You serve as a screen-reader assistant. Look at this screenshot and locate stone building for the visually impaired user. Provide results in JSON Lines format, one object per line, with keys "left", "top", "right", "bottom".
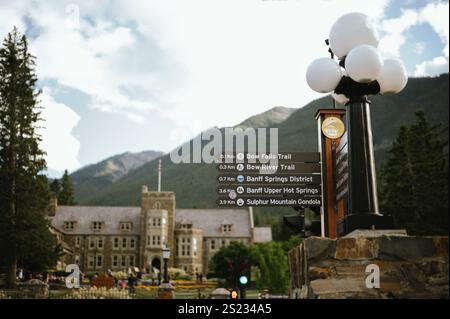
{"left": 49, "top": 186, "right": 271, "bottom": 275}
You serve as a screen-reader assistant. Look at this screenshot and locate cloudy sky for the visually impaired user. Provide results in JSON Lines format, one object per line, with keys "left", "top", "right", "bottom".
{"left": 0, "top": 0, "right": 448, "bottom": 176}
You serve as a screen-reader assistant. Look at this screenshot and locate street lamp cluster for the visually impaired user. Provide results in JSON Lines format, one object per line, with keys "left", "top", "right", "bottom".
{"left": 157, "top": 246, "right": 174, "bottom": 299}
{"left": 306, "top": 12, "right": 408, "bottom": 233}
{"left": 162, "top": 246, "right": 170, "bottom": 284}
{"left": 306, "top": 12, "right": 408, "bottom": 100}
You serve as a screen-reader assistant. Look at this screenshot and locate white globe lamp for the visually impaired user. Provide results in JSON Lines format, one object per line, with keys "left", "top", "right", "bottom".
{"left": 345, "top": 45, "right": 383, "bottom": 83}
{"left": 377, "top": 59, "right": 408, "bottom": 95}
{"left": 304, "top": 12, "right": 408, "bottom": 234}
{"left": 306, "top": 57, "right": 342, "bottom": 93}
{"left": 329, "top": 12, "right": 379, "bottom": 58}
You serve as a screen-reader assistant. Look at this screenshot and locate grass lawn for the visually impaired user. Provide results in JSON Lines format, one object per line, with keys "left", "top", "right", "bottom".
{"left": 134, "top": 287, "right": 216, "bottom": 299}
{"left": 134, "top": 288, "right": 157, "bottom": 299}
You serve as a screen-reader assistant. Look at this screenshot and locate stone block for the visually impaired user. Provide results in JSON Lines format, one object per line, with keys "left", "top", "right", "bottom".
{"left": 378, "top": 236, "right": 437, "bottom": 261}
{"left": 335, "top": 236, "right": 379, "bottom": 260}
{"left": 304, "top": 236, "right": 336, "bottom": 261}
{"left": 309, "top": 266, "right": 333, "bottom": 280}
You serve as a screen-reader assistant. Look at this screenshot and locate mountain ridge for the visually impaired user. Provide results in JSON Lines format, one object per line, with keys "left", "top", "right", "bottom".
{"left": 73, "top": 74, "right": 449, "bottom": 209}
{"left": 71, "top": 150, "right": 163, "bottom": 203}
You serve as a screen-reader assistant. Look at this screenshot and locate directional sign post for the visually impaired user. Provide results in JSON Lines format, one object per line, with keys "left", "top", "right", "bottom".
{"left": 216, "top": 152, "right": 322, "bottom": 208}
{"left": 315, "top": 108, "right": 346, "bottom": 238}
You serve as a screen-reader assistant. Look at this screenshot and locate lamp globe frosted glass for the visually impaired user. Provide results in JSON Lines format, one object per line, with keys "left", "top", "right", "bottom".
{"left": 346, "top": 45, "right": 383, "bottom": 83}
{"left": 306, "top": 57, "right": 342, "bottom": 93}
{"left": 377, "top": 58, "right": 408, "bottom": 94}
{"left": 329, "top": 12, "right": 379, "bottom": 58}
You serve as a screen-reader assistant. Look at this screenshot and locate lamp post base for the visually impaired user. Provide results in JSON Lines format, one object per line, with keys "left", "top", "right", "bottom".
{"left": 158, "top": 282, "right": 175, "bottom": 299}
{"left": 338, "top": 213, "right": 393, "bottom": 236}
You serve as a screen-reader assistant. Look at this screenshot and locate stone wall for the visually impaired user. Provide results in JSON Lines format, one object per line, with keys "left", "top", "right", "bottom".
{"left": 288, "top": 232, "right": 449, "bottom": 299}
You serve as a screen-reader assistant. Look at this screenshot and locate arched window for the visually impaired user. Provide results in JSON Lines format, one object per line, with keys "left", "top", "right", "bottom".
{"left": 153, "top": 201, "right": 162, "bottom": 209}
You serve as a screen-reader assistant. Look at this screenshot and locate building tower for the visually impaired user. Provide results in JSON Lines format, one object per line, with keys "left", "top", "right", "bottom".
{"left": 139, "top": 185, "right": 176, "bottom": 271}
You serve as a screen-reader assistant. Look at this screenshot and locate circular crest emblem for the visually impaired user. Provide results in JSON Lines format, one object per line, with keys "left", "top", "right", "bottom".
{"left": 321, "top": 116, "right": 345, "bottom": 139}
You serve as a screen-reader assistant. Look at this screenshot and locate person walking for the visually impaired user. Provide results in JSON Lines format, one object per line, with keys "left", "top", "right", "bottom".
{"left": 128, "top": 274, "right": 137, "bottom": 294}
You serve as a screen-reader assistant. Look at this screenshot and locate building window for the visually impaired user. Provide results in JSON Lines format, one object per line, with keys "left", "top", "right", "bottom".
{"left": 92, "top": 221, "right": 104, "bottom": 231}
{"left": 151, "top": 235, "right": 161, "bottom": 246}
{"left": 130, "top": 238, "right": 136, "bottom": 249}
{"left": 112, "top": 255, "right": 119, "bottom": 268}
{"left": 121, "top": 256, "right": 126, "bottom": 267}
{"left": 75, "top": 236, "right": 81, "bottom": 247}
{"left": 122, "top": 238, "right": 127, "bottom": 249}
{"left": 152, "top": 218, "right": 161, "bottom": 227}
{"left": 222, "top": 224, "right": 233, "bottom": 233}
{"left": 120, "top": 222, "right": 132, "bottom": 232}
{"left": 89, "top": 237, "right": 103, "bottom": 250}
{"left": 146, "top": 236, "right": 150, "bottom": 247}
{"left": 210, "top": 240, "right": 216, "bottom": 250}
{"left": 153, "top": 202, "right": 161, "bottom": 209}
{"left": 74, "top": 255, "right": 80, "bottom": 265}
{"left": 87, "top": 255, "right": 95, "bottom": 269}
{"left": 96, "top": 255, "right": 103, "bottom": 268}
{"left": 113, "top": 237, "right": 119, "bottom": 249}
{"left": 89, "top": 238, "right": 95, "bottom": 249}
{"left": 129, "top": 255, "right": 135, "bottom": 266}
{"left": 64, "top": 221, "right": 76, "bottom": 231}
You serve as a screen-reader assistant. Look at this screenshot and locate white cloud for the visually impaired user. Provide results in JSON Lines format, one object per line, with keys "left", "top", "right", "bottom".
{"left": 413, "top": 42, "right": 425, "bottom": 55}
{"left": 414, "top": 56, "right": 449, "bottom": 77}
{"left": 377, "top": 1, "right": 449, "bottom": 62}
{"left": 418, "top": 1, "right": 449, "bottom": 58}
{"left": 0, "top": 1, "right": 26, "bottom": 40}
{"left": 4, "top": 0, "right": 449, "bottom": 170}
{"left": 5, "top": 0, "right": 388, "bottom": 149}
{"left": 378, "top": 9, "right": 419, "bottom": 58}
{"left": 110, "top": 0, "right": 389, "bottom": 131}
{"left": 27, "top": 3, "right": 156, "bottom": 124}
{"left": 38, "top": 89, "right": 81, "bottom": 172}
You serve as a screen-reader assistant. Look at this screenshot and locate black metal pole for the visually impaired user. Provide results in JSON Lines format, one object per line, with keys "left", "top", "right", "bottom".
{"left": 163, "top": 258, "right": 168, "bottom": 283}
{"left": 346, "top": 99, "right": 379, "bottom": 215}
{"left": 341, "top": 96, "right": 393, "bottom": 233}
{"left": 333, "top": 75, "right": 393, "bottom": 234}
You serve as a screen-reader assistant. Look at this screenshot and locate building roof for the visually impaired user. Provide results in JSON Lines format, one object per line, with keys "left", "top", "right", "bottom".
{"left": 50, "top": 206, "right": 141, "bottom": 235}
{"left": 175, "top": 209, "right": 251, "bottom": 238}
{"left": 50, "top": 206, "right": 252, "bottom": 238}
{"left": 252, "top": 227, "right": 273, "bottom": 243}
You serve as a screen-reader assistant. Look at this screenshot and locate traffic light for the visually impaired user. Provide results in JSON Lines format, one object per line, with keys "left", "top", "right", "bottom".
{"left": 239, "top": 275, "right": 248, "bottom": 285}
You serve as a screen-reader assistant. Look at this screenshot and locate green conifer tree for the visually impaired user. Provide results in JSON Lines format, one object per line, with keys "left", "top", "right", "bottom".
{"left": 58, "top": 169, "right": 75, "bottom": 205}
{"left": 379, "top": 111, "right": 449, "bottom": 235}
{"left": 0, "top": 27, "right": 59, "bottom": 288}
{"left": 49, "top": 178, "right": 61, "bottom": 197}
